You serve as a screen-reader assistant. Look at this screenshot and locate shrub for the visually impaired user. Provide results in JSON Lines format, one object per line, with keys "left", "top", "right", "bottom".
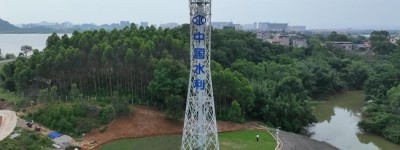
{"left": 227, "top": 100, "right": 245, "bottom": 123}
{"left": 383, "top": 124, "right": 400, "bottom": 144}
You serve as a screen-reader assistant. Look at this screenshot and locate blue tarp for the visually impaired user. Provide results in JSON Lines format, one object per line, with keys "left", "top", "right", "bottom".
{"left": 48, "top": 132, "right": 62, "bottom": 139}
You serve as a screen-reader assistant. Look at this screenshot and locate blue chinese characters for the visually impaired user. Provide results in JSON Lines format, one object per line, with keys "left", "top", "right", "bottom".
{"left": 194, "top": 32, "right": 205, "bottom": 43}
{"left": 192, "top": 15, "right": 207, "bottom": 91}
{"left": 193, "top": 48, "right": 205, "bottom": 59}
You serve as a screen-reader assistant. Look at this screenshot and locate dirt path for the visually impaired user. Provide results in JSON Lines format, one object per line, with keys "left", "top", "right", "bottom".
{"left": 279, "top": 130, "right": 339, "bottom": 150}
{"left": 16, "top": 118, "right": 53, "bottom": 136}
{"left": 83, "top": 106, "right": 258, "bottom": 149}
{"left": 0, "top": 110, "right": 17, "bottom": 141}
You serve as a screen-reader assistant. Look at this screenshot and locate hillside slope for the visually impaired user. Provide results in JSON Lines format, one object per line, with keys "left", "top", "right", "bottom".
{"left": 84, "top": 105, "right": 258, "bottom": 149}
{"left": 0, "top": 19, "right": 19, "bottom": 31}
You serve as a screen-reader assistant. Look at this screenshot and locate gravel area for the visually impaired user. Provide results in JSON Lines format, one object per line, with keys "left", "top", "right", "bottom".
{"left": 278, "top": 131, "right": 339, "bottom": 150}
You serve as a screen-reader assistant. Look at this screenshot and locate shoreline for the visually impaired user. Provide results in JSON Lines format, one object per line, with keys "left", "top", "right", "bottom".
{"left": 279, "top": 130, "right": 339, "bottom": 150}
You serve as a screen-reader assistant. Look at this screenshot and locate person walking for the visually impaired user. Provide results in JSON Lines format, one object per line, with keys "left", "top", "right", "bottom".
{"left": 256, "top": 133, "right": 259, "bottom": 142}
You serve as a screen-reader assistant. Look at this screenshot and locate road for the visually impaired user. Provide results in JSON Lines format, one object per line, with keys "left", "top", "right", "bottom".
{"left": 0, "top": 110, "right": 17, "bottom": 141}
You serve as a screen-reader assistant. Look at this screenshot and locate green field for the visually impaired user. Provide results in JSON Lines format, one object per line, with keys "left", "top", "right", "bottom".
{"left": 99, "top": 130, "right": 276, "bottom": 150}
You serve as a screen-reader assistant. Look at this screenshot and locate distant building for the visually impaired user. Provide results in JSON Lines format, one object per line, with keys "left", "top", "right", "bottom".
{"left": 242, "top": 22, "right": 258, "bottom": 31}
{"left": 268, "top": 34, "right": 290, "bottom": 46}
{"left": 160, "top": 22, "right": 179, "bottom": 29}
{"left": 364, "top": 41, "right": 372, "bottom": 50}
{"left": 258, "top": 22, "right": 288, "bottom": 31}
{"left": 390, "top": 36, "right": 400, "bottom": 44}
{"left": 140, "top": 22, "right": 149, "bottom": 28}
{"left": 331, "top": 42, "right": 353, "bottom": 50}
{"left": 243, "top": 24, "right": 255, "bottom": 31}
{"left": 211, "top": 22, "right": 234, "bottom": 29}
{"left": 233, "top": 24, "right": 243, "bottom": 31}
{"left": 256, "top": 31, "right": 271, "bottom": 42}
{"left": 287, "top": 26, "right": 306, "bottom": 32}
{"left": 352, "top": 44, "right": 367, "bottom": 50}
{"left": 120, "top": 21, "right": 130, "bottom": 28}
{"left": 151, "top": 24, "right": 158, "bottom": 28}
{"left": 61, "top": 22, "right": 74, "bottom": 28}
{"left": 293, "top": 39, "right": 308, "bottom": 48}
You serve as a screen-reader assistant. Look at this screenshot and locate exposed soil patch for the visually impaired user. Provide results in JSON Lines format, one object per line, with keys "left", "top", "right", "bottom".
{"left": 0, "top": 116, "right": 2, "bottom": 127}
{"left": 0, "top": 101, "right": 9, "bottom": 109}
{"left": 84, "top": 105, "right": 258, "bottom": 149}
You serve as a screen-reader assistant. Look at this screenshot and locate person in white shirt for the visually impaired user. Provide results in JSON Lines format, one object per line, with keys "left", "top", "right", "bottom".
{"left": 256, "top": 133, "right": 259, "bottom": 142}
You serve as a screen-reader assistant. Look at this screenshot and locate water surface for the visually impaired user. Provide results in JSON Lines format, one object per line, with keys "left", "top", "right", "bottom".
{"left": 0, "top": 34, "right": 69, "bottom": 56}
{"left": 309, "top": 91, "right": 400, "bottom": 150}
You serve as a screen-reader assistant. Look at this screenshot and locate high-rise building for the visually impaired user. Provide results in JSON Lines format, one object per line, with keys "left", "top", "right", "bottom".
{"left": 288, "top": 26, "right": 307, "bottom": 32}
{"left": 120, "top": 21, "right": 130, "bottom": 27}
{"left": 258, "top": 22, "right": 288, "bottom": 31}
{"left": 140, "top": 22, "right": 148, "bottom": 28}
{"left": 160, "top": 22, "right": 180, "bottom": 29}
{"left": 211, "top": 22, "right": 233, "bottom": 29}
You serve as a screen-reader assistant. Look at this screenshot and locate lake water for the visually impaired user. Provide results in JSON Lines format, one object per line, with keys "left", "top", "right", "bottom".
{"left": 308, "top": 91, "right": 400, "bottom": 150}
{"left": 0, "top": 34, "right": 68, "bottom": 56}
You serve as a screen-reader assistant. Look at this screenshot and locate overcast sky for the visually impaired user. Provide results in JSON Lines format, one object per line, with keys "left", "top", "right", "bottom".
{"left": 0, "top": 0, "right": 399, "bottom": 29}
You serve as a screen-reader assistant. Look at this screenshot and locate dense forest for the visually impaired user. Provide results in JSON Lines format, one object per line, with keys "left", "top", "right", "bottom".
{"left": 0, "top": 25, "right": 399, "bottom": 141}
{"left": 358, "top": 32, "right": 400, "bottom": 144}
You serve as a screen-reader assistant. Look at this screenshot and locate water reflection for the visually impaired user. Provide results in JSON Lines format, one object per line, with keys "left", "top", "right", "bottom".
{"left": 308, "top": 91, "right": 400, "bottom": 150}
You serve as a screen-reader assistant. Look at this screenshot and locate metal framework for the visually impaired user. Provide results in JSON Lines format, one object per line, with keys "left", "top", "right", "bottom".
{"left": 181, "top": 0, "right": 219, "bottom": 149}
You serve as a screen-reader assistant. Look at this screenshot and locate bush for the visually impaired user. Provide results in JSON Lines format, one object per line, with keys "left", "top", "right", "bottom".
{"left": 383, "top": 124, "right": 400, "bottom": 144}
{"left": 164, "top": 95, "right": 184, "bottom": 121}
{"left": 29, "top": 102, "right": 102, "bottom": 137}
{"left": 100, "top": 105, "right": 116, "bottom": 124}
{"left": 99, "top": 125, "right": 109, "bottom": 133}
{"left": 358, "top": 112, "right": 391, "bottom": 133}
{"left": 227, "top": 100, "right": 245, "bottom": 123}
{"left": 5, "top": 53, "right": 16, "bottom": 59}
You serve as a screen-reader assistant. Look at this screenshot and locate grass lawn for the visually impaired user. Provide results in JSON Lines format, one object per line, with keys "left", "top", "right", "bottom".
{"left": 99, "top": 130, "right": 276, "bottom": 150}
{"left": 219, "top": 130, "right": 276, "bottom": 150}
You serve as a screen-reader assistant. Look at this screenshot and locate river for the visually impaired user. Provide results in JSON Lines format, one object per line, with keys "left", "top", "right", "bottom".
{"left": 308, "top": 91, "right": 400, "bottom": 150}
{"left": 0, "top": 34, "right": 70, "bottom": 56}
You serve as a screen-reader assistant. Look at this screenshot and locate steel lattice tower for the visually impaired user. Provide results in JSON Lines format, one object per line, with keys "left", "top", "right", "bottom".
{"left": 181, "top": 0, "right": 219, "bottom": 150}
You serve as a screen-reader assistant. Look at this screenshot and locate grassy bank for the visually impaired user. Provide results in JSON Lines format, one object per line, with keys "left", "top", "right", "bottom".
{"left": 99, "top": 130, "right": 276, "bottom": 150}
